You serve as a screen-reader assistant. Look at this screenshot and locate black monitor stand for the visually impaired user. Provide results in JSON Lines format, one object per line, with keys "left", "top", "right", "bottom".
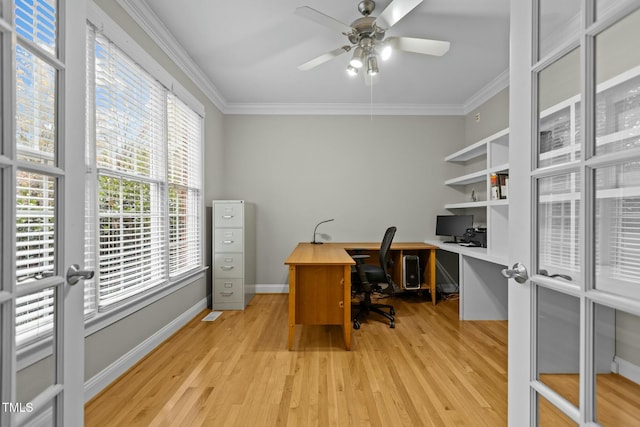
{"left": 443, "top": 236, "right": 459, "bottom": 244}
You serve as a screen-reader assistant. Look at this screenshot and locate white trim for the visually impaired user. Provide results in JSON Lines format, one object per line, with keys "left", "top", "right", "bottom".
{"left": 463, "top": 69, "right": 510, "bottom": 115}
{"left": 115, "top": 0, "right": 225, "bottom": 113}
{"left": 84, "top": 297, "right": 208, "bottom": 402}
{"left": 88, "top": 1, "right": 204, "bottom": 117}
{"left": 614, "top": 356, "right": 640, "bottom": 386}
{"left": 113, "top": 0, "right": 506, "bottom": 117}
{"left": 255, "top": 284, "right": 289, "bottom": 294}
{"left": 223, "top": 103, "right": 465, "bottom": 116}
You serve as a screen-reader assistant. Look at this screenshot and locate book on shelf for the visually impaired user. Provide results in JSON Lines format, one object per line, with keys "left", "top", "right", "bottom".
{"left": 490, "top": 173, "right": 500, "bottom": 200}
{"left": 497, "top": 173, "right": 509, "bottom": 199}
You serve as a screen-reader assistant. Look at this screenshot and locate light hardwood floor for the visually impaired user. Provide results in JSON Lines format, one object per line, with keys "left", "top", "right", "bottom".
{"left": 85, "top": 293, "right": 639, "bottom": 426}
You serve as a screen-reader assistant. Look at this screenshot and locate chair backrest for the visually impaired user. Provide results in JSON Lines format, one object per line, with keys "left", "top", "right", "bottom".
{"left": 378, "top": 226, "right": 397, "bottom": 278}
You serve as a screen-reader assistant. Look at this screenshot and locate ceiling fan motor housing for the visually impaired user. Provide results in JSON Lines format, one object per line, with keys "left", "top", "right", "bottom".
{"left": 358, "top": 0, "right": 376, "bottom": 16}
{"left": 348, "top": 16, "right": 385, "bottom": 45}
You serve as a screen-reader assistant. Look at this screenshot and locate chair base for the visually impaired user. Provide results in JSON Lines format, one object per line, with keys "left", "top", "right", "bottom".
{"left": 352, "top": 298, "right": 395, "bottom": 329}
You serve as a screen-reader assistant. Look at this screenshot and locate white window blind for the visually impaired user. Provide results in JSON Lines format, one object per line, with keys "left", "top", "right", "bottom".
{"left": 91, "top": 26, "right": 167, "bottom": 310}
{"left": 167, "top": 94, "right": 202, "bottom": 276}
{"left": 538, "top": 173, "right": 580, "bottom": 275}
{"left": 610, "top": 197, "right": 640, "bottom": 281}
{"left": 86, "top": 23, "right": 203, "bottom": 312}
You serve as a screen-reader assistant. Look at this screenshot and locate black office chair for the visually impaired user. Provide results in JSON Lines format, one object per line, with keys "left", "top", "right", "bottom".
{"left": 351, "top": 226, "right": 397, "bottom": 329}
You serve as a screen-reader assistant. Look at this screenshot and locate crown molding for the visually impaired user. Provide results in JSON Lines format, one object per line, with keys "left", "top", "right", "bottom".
{"left": 115, "top": 0, "right": 508, "bottom": 117}
{"left": 462, "top": 68, "right": 510, "bottom": 115}
{"left": 224, "top": 103, "right": 465, "bottom": 116}
{"left": 116, "top": 0, "right": 227, "bottom": 112}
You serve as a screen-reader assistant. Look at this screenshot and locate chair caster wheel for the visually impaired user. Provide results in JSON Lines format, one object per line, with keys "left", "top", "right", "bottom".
{"left": 390, "top": 308, "right": 396, "bottom": 315}
{"left": 389, "top": 321, "right": 395, "bottom": 328}
{"left": 353, "top": 321, "right": 361, "bottom": 330}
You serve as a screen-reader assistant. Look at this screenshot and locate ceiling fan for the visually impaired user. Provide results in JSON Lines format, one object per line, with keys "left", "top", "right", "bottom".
{"left": 295, "top": 0, "right": 450, "bottom": 80}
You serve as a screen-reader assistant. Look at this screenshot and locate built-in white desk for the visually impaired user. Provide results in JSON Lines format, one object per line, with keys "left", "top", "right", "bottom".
{"left": 425, "top": 240, "right": 509, "bottom": 320}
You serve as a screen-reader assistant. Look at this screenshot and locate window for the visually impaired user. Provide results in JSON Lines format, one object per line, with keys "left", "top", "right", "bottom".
{"left": 85, "top": 24, "right": 203, "bottom": 313}
{"left": 167, "top": 94, "right": 202, "bottom": 277}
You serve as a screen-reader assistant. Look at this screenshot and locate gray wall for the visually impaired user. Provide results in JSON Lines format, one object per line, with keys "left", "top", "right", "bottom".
{"left": 221, "top": 114, "right": 465, "bottom": 284}
{"left": 465, "top": 88, "right": 510, "bottom": 144}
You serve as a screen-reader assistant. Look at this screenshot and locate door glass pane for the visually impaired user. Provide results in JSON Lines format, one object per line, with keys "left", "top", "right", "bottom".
{"left": 538, "top": 0, "right": 580, "bottom": 59}
{"left": 594, "top": 164, "right": 640, "bottom": 299}
{"left": 538, "top": 393, "right": 578, "bottom": 426}
{"left": 594, "top": 9, "right": 640, "bottom": 156}
{"left": 16, "top": 288, "right": 56, "bottom": 400}
{"left": 597, "top": 0, "right": 631, "bottom": 20}
{"left": 537, "top": 173, "right": 580, "bottom": 281}
{"left": 16, "top": 171, "right": 56, "bottom": 284}
{"left": 594, "top": 305, "right": 640, "bottom": 426}
{"left": 16, "top": 44, "right": 57, "bottom": 166}
{"left": 537, "top": 287, "right": 580, "bottom": 405}
{"left": 538, "top": 49, "right": 581, "bottom": 168}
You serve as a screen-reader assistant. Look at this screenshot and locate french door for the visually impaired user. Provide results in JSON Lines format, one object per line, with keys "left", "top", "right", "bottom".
{"left": 1, "top": 1, "right": 87, "bottom": 425}
{"left": 509, "top": 0, "right": 640, "bottom": 425}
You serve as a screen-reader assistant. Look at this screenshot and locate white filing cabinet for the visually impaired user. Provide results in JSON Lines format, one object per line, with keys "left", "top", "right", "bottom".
{"left": 212, "top": 200, "right": 255, "bottom": 310}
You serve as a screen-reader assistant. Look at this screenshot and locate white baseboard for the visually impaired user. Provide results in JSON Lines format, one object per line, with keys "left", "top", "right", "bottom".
{"left": 84, "top": 298, "right": 208, "bottom": 402}
{"left": 255, "top": 283, "right": 288, "bottom": 293}
{"left": 615, "top": 356, "right": 640, "bottom": 385}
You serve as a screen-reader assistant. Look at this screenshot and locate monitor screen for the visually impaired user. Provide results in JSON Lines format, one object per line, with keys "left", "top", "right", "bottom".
{"left": 435, "top": 215, "right": 473, "bottom": 239}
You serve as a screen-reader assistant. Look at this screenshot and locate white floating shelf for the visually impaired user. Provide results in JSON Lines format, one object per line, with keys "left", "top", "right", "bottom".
{"left": 445, "top": 201, "right": 488, "bottom": 209}
{"left": 445, "top": 139, "right": 487, "bottom": 163}
{"left": 445, "top": 170, "right": 486, "bottom": 186}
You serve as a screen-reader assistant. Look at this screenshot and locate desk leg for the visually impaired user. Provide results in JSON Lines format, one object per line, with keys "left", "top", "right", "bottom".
{"left": 288, "top": 266, "right": 296, "bottom": 350}
{"left": 342, "top": 265, "right": 352, "bottom": 351}
{"left": 429, "top": 248, "right": 437, "bottom": 305}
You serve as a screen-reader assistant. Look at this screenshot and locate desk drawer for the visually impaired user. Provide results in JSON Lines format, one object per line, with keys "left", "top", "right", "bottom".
{"left": 214, "top": 203, "right": 244, "bottom": 227}
{"left": 214, "top": 228, "right": 243, "bottom": 252}
{"left": 213, "top": 254, "right": 244, "bottom": 278}
{"left": 214, "top": 279, "right": 243, "bottom": 303}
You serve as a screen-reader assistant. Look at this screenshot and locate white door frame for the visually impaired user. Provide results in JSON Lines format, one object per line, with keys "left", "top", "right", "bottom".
{"left": 0, "top": 1, "right": 87, "bottom": 425}
{"left": 509, "top": 0, "right": 640, "bottom": 425}
{"left": 507, "top": 0, "right": 534, "bottom": 422}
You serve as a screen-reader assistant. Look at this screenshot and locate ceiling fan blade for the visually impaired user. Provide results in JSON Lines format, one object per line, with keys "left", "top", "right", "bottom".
{"left": 298, "top": 46, "right": 350, "bottom": 71}
{"left": 388, "top": 36, "right": 450, "bottom": 56}
{"left": 375, "top": 0, "right": 424, "bottom": 29}
{"left": 295, "top": 6, "right": 353, "bottom": 34}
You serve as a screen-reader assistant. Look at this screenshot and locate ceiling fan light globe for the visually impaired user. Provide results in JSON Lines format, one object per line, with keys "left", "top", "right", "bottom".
{"left": 367, "top": 55, "right": 379, "bottom": 75}
{"left": 350, "top": 47, "right": 365, "bottom": 68}
{"left": 380, "top": 44, "right": 392, "bottom": 61}
{"left": 350, "top": 58, "right": 363, "bottom": 68}
{"left": 346, "top": 65, "right": 359, "bottom": 76}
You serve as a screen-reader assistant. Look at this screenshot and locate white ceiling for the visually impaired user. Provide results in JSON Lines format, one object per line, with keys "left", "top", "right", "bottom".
{"left": 131, "top": 0, "right": 511, "bottom": 113}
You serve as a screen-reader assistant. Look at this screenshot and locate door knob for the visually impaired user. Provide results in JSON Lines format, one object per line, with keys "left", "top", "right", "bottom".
{"left": 501, "top": 263, "right": 529, "bottom": 284}
{"left": 67, "top": 264, "right": 94, "bottom": 285}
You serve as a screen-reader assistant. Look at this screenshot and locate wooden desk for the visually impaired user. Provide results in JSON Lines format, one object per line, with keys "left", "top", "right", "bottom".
{"left": 284, "top": 242, "right": 438, "bottom": 351}
{"left": 285, "top": 243, "right": 355, "bottom": 350}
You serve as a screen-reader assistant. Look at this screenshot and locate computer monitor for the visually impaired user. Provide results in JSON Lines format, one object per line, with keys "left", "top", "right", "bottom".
{"left": 435, "top": 215, "right": 473, "bottom": 243}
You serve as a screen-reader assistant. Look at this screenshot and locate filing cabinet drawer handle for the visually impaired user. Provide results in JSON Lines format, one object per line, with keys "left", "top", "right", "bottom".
{"left": 220, "top": 291, "right": 234, "bottom": 297}
{"left": 224, "top": 282, "right": 233, "bottom": 288}
{"left": 222, "top": 215, "right": 234, "bottom": 219}
{"left": 220, "top": 266, "right": 234, "bottom": 271}
{"left": 223, "top": 240, "right": 234, "bottom": 244}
